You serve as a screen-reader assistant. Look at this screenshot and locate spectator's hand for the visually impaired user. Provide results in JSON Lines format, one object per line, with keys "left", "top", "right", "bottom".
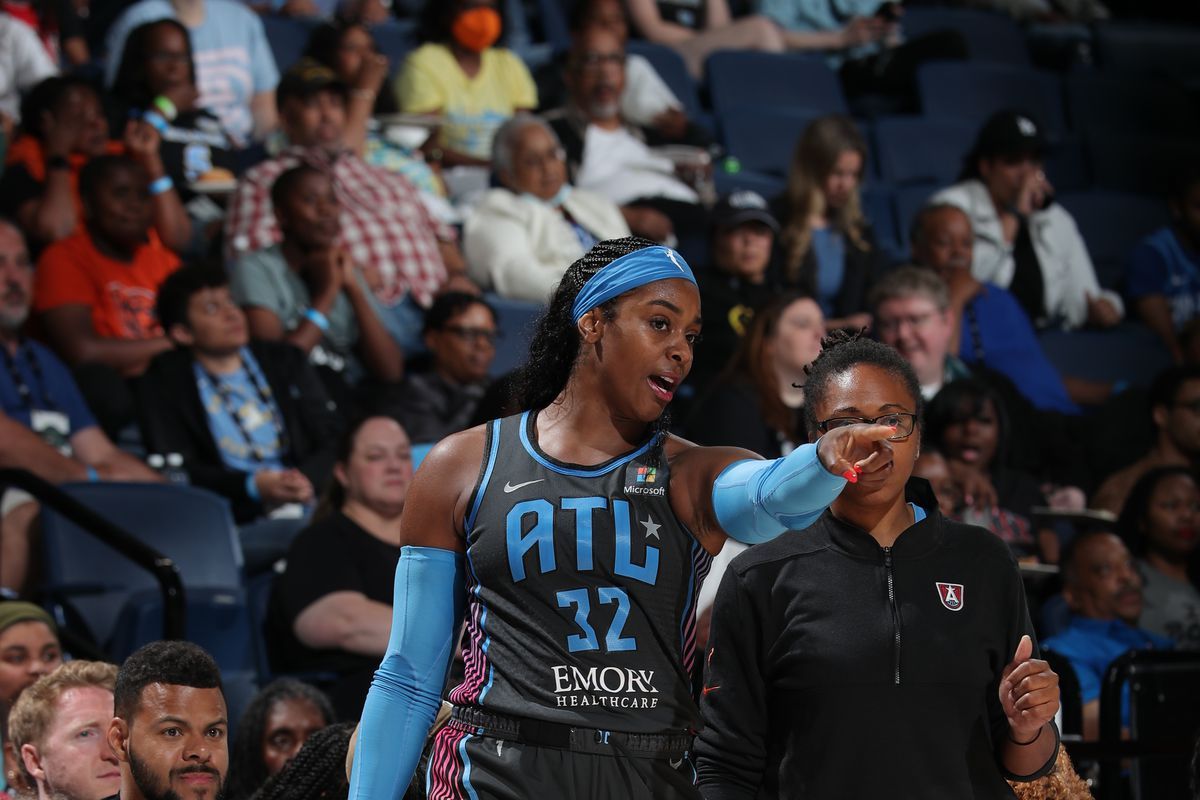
{"left": 354, "top": 52, "right": 390, "bottom": 95}
{"left": 624, "top": 207, "right": 674, "bottom": 243}
{"left": 440, "top": 273, "right": 480, "bottom": 296}
{"left": 1000, "top": 635, "right": 1059, "bottom": 744}
{"left": 817, "top": 422, "right": 900, "bottom": 481}
{"left": 255, "top": 469, "right": 312, "bottom": 505}
{"left": 306, "top": 247, "right": 344, "bottom": 303}
{"left": 652, "top": 108, "right": 689, "bottom": 141}
{"left": 1042, "top": 483, "right": 1086, "bottom": 511}
{"left": 333, "top": 246, "right": 362, "bottom": 293}
{"left": 839, "top": 16, "right": 888, "bottom": 48}
{"left": 1085, "top": 293, "right": 1121, "bottom": 328}
{"left": 280, "top": 0, "right": 320, "bottom": 17}
{"left": 123, "top": 120, "right": 165, "bottom": 176}
{"left": 279, "top": 468, "right": 315, "bottom": 503}
{"left": 1015, "top": 169, "right": 1053, "bottom": 217}
{"left": 952, "top": 464, "right": 998, "bottom": 510}
{"left": 41, "top": 109, "right": 76, "bottom": 158}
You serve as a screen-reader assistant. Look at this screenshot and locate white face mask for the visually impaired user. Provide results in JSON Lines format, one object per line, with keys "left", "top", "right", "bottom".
{"left": 523, "top": 184, "right": 572, "bottom": 209}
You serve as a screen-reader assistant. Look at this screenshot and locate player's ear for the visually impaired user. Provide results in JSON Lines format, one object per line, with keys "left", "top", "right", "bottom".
{"left": 578, "top": 308, "right": 606, "bottom": 344}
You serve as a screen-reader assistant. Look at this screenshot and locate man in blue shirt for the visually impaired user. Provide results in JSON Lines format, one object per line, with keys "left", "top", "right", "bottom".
{"left": 0, "top": 219, "right": 160, "bottom": 594}
{"left": 1043, "top": 529, "right": 1173, "bottom": 740}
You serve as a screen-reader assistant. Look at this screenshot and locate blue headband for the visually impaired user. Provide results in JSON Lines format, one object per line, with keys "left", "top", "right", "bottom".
{"left": 571, "top": 246, "right": 697, "bottom": 323}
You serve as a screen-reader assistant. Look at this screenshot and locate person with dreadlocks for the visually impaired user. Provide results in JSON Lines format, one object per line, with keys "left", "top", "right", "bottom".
{"left": 694, "top": 330, "right": 1063, "bottom": 799}
{"left": 349, "top": 236, "right": 899, "bottom": 799}
{"left": 225, "top": 679, "right": 334, "bottom": 800}
{"left": 247, "top": 722, "right": 354, "bottom": 800}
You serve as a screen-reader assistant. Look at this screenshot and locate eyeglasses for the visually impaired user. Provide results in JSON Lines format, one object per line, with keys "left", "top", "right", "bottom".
{"left": 515, "top": 146, "right": 566, "bottom": 171}
{"left": 816, "top": 412, "right": 918, "bottom": 440}
{"left": 573, "top": 51, "right": 625, "bottom": 72}
{"left": 443, "top": 325, "right": 499, "bottom": 345}
{"left": 874, "top": 312, "right": 936, "bottom": 335}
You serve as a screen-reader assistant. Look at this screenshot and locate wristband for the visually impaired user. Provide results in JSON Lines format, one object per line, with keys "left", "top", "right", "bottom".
{"left": 152, "top": 95, "right": 178, "bottom": 121}
{"left": 85, "top": 466, "right": 100, "bottom": 482}
{"left": 1007, "top": 726, "right": 1043, "bottom": 746}
{"left": 303, "top": 307, "right": 331, "bottom": 332}
{"left": 245, "top": 472, "right": 262, "bottom": 502}
{"left": 142, "top": 110, "right": 169, "bottom": 134}
{"left": 148, "top": 175, "right": 174, "bottom": 196}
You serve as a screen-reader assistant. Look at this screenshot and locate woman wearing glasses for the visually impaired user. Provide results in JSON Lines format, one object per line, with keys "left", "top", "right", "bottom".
{"left": 379, "top": 292, "right": 498, "bottom": 443}
{"left": 695, "top": 329, "right": 1062, "bottom": 799}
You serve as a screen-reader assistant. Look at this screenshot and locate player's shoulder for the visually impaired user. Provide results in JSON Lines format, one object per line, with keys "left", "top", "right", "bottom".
{"left": 416, "top": 424, "right": 490, "bottom": 485}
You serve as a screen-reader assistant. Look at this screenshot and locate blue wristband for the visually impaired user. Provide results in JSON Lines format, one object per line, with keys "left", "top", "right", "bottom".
{"left": 245, "top": 472, "right": 261, "bottom": 502}
{"left": 148, "top": 175, "right": 174, "bottom": 196}
{"left": 142, "top": 110, "right": 169, "bottom": 134}
{"left": 85, "top": 466, "right": 100, "bottom": 482}
{"left": 303, "top": 307, "right": 331, "bottom": 332}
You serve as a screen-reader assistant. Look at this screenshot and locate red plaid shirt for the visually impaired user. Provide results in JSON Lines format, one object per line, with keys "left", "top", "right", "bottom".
{"left": 224, "top": 146, "right": 454, "bottom": 306}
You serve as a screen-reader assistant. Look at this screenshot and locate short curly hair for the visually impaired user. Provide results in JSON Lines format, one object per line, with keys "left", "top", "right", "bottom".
{"left": 114, "top": 641, "right": 223, "bottom": 720}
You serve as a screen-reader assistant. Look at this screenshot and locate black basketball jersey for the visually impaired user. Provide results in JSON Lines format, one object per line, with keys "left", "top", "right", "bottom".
{"left": 447, "top": 411, "right": 712, "bottom": 734}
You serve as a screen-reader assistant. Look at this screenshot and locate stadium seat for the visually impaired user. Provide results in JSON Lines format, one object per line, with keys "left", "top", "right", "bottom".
{"left": 861, "top": 184, "right": 900, "bottom": 259}
{"left": 626, "top": 40, "right": 703, "bottom": 119}
{"left": 1093, "top": 24, "right": 1200, "bottom": 86}
{"left": 706, "top": 51, "right": 846, "bottom": 118}
{"left": 916, "top": 62, "right": 1065, "bottom": 140}
{"left": 872, "top": 116, "right": 976, "bottom": 186}
{"left": 1057, "top": 191, "right": 1167, "bottom": 290}
{"left": 530, "top": 0, "right": 572, "bottom": 54}
{"left": 1065, "top": 73, "right": 1200, "bottom": 137}
{"left": 262, "top": 16, "right": 318, "bottom": 74}
{"left": 719, "top": 108, "right": 820, "bottom": 177}
{"left": 370, "top": 20, "right": 417, "bottom": 66}
{"left": 713, "top": 169, "right": 787, "bottom": 201}
{"left": 1087, "top": 133, "right": 1194, "bottom": 196}
{"left": 901, "top": 7, "right": 1030, "bottom": 66}
{"left": 1038, "top": 323, "right": 1171, "bottom": 387}
{"left": 486, "top": 294, "right": 544, "bottom": 377}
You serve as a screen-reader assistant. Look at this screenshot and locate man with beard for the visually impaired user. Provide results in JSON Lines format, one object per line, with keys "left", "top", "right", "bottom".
{"left": 1043, "top": 530, "right": 1173, "bottom": 740}
{"left": 9, "top": 660, "right": 122, "bottom": 800}
{"left": 105, "top": 641, "right": 227, "bottom": 800}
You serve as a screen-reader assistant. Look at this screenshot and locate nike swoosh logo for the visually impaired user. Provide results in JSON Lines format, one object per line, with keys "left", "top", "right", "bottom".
{"left": 503, "top": 479, "right": 545, "bottom": 493}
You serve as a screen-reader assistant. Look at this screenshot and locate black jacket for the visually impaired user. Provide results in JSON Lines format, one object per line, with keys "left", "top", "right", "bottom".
{"left": 695, "top": 480, "right": 1058, "bottom": 799}
{"left": 135, "top": 341, "right": 343, "bottom": 522}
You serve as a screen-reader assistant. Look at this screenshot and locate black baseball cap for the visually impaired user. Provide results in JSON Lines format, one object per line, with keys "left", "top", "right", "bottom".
{"left": 712, "top": 190, "right": 779, "bottom": 232}
{"left": 276, "top": 58, "right": 345, "bottom": 107}
{"left": 970, "top": 110, "right": 1048, "bottom": 161}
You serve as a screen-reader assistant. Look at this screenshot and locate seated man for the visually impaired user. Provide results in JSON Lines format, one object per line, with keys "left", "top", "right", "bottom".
{"left": 137, "top": 265, "right": 343, "bottom": 564}
{"left": 1092, "top": 365, "right": 1200, "bottom": 515}
{"left": 0, "top": 219, "right": 160, "bottom": 594}
{"left": 463, "top": 114, "right": 629, "bottom": 303}
{"left": 8, "top": 660, "right": 122, "bottom": 800}
{"left": 546, "top": 24, "right": 710, "bottom": 259}
{"left": 908, "top": 203, "right": 1080, "bottom": 414}
{"left": 225, "top": 59, "right": 471, "bottom": 351}
{"left": 1043, "top": 530, "right": 1173, "bottom": 740}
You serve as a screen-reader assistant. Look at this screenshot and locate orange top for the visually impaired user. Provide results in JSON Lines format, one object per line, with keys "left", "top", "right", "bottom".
{"left": 34, "top": 228, "right": 181, "bottom": 339}
{"left": 4, "top": 135, "right": 125, "bottom": 225}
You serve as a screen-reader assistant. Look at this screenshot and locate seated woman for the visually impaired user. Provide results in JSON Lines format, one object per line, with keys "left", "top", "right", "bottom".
{"left": 226, "top": 679, "right": 335, "bottom": 800}
{"left": 33, "top": 154, "right": 182, "bottom": 434}
{"left": 109, "top": 18, "right": 237, "bottom": 257}
{"left": 231, "top": 164, "right": 403, "bottom": 404}
{"left": 686, "top": 292, "right": 824, "bottom": 459}
{"left": 395, "top": 0, "right": 537, "bottom": 168}
{"left": 463, "top": 114, "right": 629, "bottom": 303}
{"left": 776, "top": 114, "right": 890, "bottom": 332}
{"left": 378, "top": 292, "right": 496, "bottom": 443}
{"left": 267, "top": 416, "right": 413, "bottom": 719}
{"left": 1118, "top": 466, "right": 1200, "bottom": 650}
{"left": 624, "top": 0, "right": 785, "bottom": 78}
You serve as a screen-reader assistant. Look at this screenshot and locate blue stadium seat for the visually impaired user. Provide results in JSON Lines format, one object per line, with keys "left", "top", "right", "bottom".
{"left": 901, "top": 7, "right": 1030, "bottom": 66}
{"left": 892, "top": 182, "right": 940, "bottom": 247}
{"left": 872, "top": 116, "right": 976, "bottom": 186}
{"left": 625, "top": 40, "right": 703, "bottom": 119}
{"left": 861, "top": 185, "right": 900, "bottom": 260}
{"left": 1038, "top": 323, "right": 1171, "bottom": 386}
{"left": 262, "top": 16, "right": 318, "bottom": 74}
{"left": 486, "top": 294, "right": 544, "bottom": 377}
{"left": 1065, "top": 73, "right": 1200, "bottom": 137}
{"left": 916, "top": 62, "right": 1065, "bottom": 140}
{"left": 1093, "top": 24, "right": 1200, "bottom": 86}
{"left": 719, "top": 108, "right": 819, "bottom": 177}
{"left": 530, "top": 0, "right": 572, "bottom": 54}
{"left": 706, "top": 51, "right": 846, "bottom": 118}
{"left": 1057, "top": 191, "right": 1167, "bottom": 291}
{"left": 369, "top": 20, "right": 417, "bottom": 67}
{"left": 1086, "top": 133, "right": 1193, "bottom": 196}
{"left": 40, "top": 483, "right": 259, "bottom": 670}
{"left": 713, "top": 169, "right": 786, "bottom": 201}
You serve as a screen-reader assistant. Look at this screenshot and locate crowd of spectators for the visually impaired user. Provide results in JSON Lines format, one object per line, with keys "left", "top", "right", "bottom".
{"left": 0, "top": 0, "right": 1199, "bottom": 795}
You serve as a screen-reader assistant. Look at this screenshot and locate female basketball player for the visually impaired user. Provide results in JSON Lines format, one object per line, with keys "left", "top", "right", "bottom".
{"left": 349, "top": 238, "right": 897, "bottom": 799}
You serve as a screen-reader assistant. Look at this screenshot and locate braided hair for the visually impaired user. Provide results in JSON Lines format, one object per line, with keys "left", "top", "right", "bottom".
{"left": 801, "top": 328, "right": 922, "bottom": 436}
{"left": 226, "top": 679, "right": 336, "bottom": 800}
{"left": 246, "top": 722, "right": 355, "bottom": 800}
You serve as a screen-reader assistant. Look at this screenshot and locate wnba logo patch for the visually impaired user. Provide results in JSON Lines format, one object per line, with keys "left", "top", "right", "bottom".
{"left": 636, "top": 467, "right": 657, "bottom": 484}
{"left": 936, "top": 582, "right": 965, "bottom": 611}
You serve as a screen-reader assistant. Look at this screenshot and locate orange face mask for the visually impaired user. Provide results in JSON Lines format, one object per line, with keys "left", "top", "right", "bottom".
{"left": 451, "top": 7, "right": 502, "bottom": 52}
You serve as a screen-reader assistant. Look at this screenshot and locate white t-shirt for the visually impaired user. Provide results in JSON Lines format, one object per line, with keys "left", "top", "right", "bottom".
{"left": 0, "top": 14, "right": 56, "bottom": 122}
{"left": 574, "top": 124, "right": 697, "bottom": 206}
{"left": 620, "top": 53, "right": 682, "bottom": 129}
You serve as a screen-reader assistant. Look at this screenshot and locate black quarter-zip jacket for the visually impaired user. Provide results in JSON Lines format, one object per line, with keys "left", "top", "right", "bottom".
{"left": 694, "top": 480, "right": 1058, "bottom": 799}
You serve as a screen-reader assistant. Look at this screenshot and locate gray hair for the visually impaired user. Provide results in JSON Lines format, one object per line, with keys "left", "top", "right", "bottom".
{"left": 908, "top": 202, "right": 972, "bottom": 249}
{"left": 492, "top": 113, "right": 562, "bottom": 178}
{"left": 868, "top": 265, "right": 950, "bottom": 313}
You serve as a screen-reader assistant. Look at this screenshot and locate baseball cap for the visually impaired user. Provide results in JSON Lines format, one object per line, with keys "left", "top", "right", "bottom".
{"left": 970, "top": 110, "right": 1048, "bottom": 161}
{"left": 712, "top": 190, "right": 779, "bottom": 232}
{"left": 276, "top": 58, "right": 345, "bottom": 107}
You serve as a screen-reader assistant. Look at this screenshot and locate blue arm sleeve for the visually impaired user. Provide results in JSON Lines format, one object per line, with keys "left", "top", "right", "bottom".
{"left": 348, "top": 545, "right": 465, "bottom": 800}
{"left": 711, "top": 442, "right": 847, "bottom": 544}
